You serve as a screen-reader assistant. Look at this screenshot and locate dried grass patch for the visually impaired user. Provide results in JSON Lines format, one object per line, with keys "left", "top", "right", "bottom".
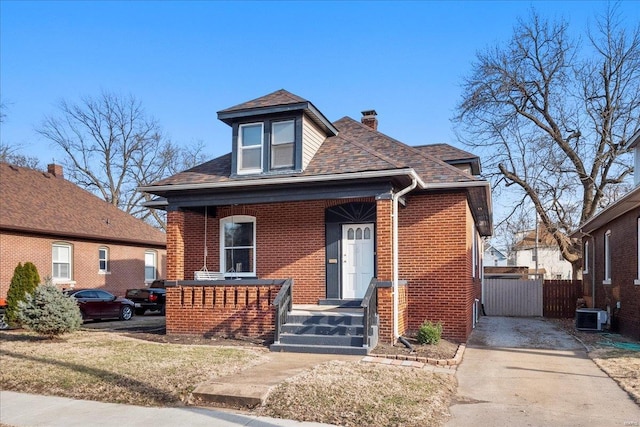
{"left": 259, "top": 360, "right": 456, "bottom": 427}
{"left": 590, "top": 348, "right": 640, "bottom": 404}
{"left": 0, "top": 330, "right": 267, "bottom": 406}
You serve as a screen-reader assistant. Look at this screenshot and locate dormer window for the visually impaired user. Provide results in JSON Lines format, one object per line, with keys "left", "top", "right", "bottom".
{"left": 271, "top": 120, "right": 295, "bottom": 169}
{"left": 218, "top": 89, "right": 339, "bottom": 177}
{"left": 234, "top": 118, "right": 299, "bottom": 175}
{"left": 238, "top": 123, "right": 263, "bottom": 174}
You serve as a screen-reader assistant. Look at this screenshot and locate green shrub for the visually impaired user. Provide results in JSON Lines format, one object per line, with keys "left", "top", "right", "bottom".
{"left": 417, "top": 320, "right": 443, "bottom": 345}
{"left": 6, "top": 262, "right": 40, "bottom": 326}
{"left": 18, "top": 281, "right": 82, "bottom": 338}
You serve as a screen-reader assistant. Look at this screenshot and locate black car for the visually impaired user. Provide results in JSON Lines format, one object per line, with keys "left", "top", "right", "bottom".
{"left": 64, "top": 289, "right": 135, "bottom": 321}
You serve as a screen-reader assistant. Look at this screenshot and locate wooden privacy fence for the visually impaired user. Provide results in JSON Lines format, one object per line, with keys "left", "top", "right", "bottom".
{"left": 484, "top": 278, "right": 543, "bottom": 316}
{"left": 543, "top": 280, "right": 582, "bottom": 318}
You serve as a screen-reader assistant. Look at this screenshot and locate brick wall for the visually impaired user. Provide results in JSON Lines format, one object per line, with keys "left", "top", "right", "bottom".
{"left": 376, "top": 199, "right": 393, "bottom": 282}
{"left": 168, "top": 191, "right": 479, "bottom": 343}
{"left": 583, "top": 207, "right": 640, "bottom": 340}
{"left": 166, "top": 209, "right": 185, "bottom": 281}
{"left": 179, "top": 199, "right": 385, "bottom": 305}
{"left": 165, "top": 283, "right": 280, "bottom": 340}
{"left": 376, "top": 284, "right": 408, "bottom": 344}
{"left": 0, "top": 230, "right": 166, "bottom": 297}
{"left": 398, "top": 192, "right": 475, "bottom": 342}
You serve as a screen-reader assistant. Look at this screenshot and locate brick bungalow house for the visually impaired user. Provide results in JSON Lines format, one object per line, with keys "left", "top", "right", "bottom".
{"left": 0, "top": 163, "right": 166, "bottom": 298}
{"left": 140, "top": 89, "right": 492, "bottom": 354}
{"left": 571, "top": 130, "right": 640, "bottom": 340}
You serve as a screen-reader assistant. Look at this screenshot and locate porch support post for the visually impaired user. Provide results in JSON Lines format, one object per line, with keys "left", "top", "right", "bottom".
{"left": 166, "top": 208, "right": 185, "bottom": 281}
{"left": 376, "top": 197, "right": 394, "bottom": 343}
{"left": 375, "top": 198, "right": 393, "bottom": 282}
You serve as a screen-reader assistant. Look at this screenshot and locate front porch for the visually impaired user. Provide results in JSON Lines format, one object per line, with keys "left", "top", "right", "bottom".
{"left": 164, "top": 279, "right": 408, "bottom": 355}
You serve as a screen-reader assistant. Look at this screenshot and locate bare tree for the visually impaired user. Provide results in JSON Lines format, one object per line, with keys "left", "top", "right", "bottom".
{"left": 0, "top": 143, "right": 42, "bottom": 169}
{"left": 455, "top": 6, "right": 640, "bottom": 277}
{"left": 37, "top": 92, "right": 208, "bottom": 230}
{"left": 0, "top": 102, "right": 42, "bottom": 169}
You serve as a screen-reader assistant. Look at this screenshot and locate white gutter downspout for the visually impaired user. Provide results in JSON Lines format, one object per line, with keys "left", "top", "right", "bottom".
{"left": 392, "top": 177, "right": 418, "bottom": 339}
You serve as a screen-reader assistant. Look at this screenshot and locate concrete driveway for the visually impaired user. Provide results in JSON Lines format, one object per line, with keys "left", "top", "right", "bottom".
{"left": 81, "top": 312, "right": 165, "bottom": 332}
{"left": 447, "top": 317, "right": 640, "bottom": 427}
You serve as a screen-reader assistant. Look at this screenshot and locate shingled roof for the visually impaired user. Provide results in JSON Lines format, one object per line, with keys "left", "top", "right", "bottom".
{"left": 218, "top": 89, "right": 308, "bottom": 113}
{"left": 0, "top": 163, "right": 166, "bottom": 247}
{"left": 414, "top": 144, "right": 481, "bottom": 175}
{"left": 141, "top": 89, "right": 492, "bottom": 235}
{"left": 150, "top": 117, "right": 482, "bottom": 187}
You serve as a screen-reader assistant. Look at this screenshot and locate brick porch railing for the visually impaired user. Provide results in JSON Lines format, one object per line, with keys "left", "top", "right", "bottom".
{"left": 164, "top": 279, "right": 287, "bottom": 341}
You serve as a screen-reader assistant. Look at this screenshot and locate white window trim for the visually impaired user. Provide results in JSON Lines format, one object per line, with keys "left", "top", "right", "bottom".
{"left": 98, "top": 246, "right": 110, "bottom": 274}
{"left": 238, "top": 123, "right": 263, "bottom": 174}
{"left": 583, "top": 241, "right": 589, "bottom": 274}
{"left": 271, "top": 119, "right": 295, "bottom": 169}
{"left": 220, "top": 215, "right": 256, "bottom": 277}
{"left": 52, "top": 242, "right": 73, "bottom": 283}
{"left": 145, "top": 250, "right": 157, "bottom": 283}
{"left": 603, "top": 230, "right": 611, "bottom": 285}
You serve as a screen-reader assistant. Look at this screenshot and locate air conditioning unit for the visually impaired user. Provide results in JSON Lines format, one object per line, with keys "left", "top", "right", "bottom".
{"left": 575, "top": 308, "right": 608, "bottom": 331}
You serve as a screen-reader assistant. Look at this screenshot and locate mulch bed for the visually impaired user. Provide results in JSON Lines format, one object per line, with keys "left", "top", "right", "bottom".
{"left": 372, "top": 335, "right": 460, "bottom": 360}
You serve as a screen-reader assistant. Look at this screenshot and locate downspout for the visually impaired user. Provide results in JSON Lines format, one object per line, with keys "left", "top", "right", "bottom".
{"left": 392, "top": 177, "right": 418, "bottom": 339}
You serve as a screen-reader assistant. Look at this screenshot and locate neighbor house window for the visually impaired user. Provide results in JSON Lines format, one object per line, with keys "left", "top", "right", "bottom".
{"left": 583, "top": 241, "right": 589, "bottom": 274}
{"left": 604, "top": 230, "right": 611, "bottom": 284}
{"left": 98, "top": 247, "right": 109, "bottom": 273}
{"left": 220, "top": 215, "right": 256, "bottom": 277}
{"left": 145, "top": 251, "right": 157, "bottom": 282}
{"left": 271, "top": 120, "right": 295, "bottom": 169}
{"left": 52, "top": 243, "right": 72, "bottom": 281}
{"left": 238, "top": 123, "right": 263, "bottom": 174}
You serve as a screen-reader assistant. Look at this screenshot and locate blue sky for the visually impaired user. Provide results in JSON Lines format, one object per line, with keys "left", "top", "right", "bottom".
{"left": 1, "top": 1, "right": 639, "bottom": 232}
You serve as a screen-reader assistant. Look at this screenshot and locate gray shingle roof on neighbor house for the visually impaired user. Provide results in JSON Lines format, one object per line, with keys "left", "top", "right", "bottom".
{"left": 0, "top": 162, "right": 166, "bottom": 247}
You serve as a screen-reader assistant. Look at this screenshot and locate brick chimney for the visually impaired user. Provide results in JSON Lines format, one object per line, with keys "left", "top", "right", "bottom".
{"left": 47, "top": 164, "right": 64, "bottom": 178}
{"left": 361, "top": 110, "right": 378, "bottom": 131}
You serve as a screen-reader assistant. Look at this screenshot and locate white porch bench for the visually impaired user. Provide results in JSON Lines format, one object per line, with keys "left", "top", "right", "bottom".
{"left": 193, "top": 271, "right": 226, "bottom": 281}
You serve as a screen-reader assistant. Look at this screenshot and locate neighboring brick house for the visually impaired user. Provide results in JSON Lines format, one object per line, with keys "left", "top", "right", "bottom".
{"left": 571, "top": 131, "right": 640, "bottom": 340}
{"left": 141, "top": 89, "right": 492, "bottom": 353}
{"left": 0, "top": 163, "right": 166, "bottom": 298}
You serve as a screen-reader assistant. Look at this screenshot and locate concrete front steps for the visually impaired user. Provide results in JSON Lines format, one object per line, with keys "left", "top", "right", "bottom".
{"left": 270, "top": 304, "right": 376, "bottom": 355}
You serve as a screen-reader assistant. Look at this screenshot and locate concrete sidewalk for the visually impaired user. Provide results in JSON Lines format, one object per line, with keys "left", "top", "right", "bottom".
{"left": 192, "top": 352, "right": 361, "bottom": 408}
{"left": 447, "top": 317, "right": 640, "bottom": 427}
{"left": 0, "top": 391, "right": 337, "bottom": 427}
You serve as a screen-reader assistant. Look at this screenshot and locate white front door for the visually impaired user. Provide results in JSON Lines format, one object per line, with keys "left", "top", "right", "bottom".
{"left": 342, "top": 223, "right": 374, "bottom": 299}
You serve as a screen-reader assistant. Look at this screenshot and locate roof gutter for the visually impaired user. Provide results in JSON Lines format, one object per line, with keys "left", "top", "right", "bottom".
{"left": 139, "top": 169, "right": 491, "bottom": 195}
{"left": 139, "top": 169, "right": 429, "bottom": 193}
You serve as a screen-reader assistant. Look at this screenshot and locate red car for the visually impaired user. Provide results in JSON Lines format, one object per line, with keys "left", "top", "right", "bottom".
{"left": 64, "top": 289, "right": 134, "bottom": 321}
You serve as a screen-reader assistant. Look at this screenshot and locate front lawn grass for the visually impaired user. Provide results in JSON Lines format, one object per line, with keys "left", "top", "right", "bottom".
{"left": 259, "top": 360, "right": 457, "bottom": 427}
{"left": 0, "top": 330, "right": 267, "bottom": 406}
{"left": 590, "top": 348, "right": 640, "bottom": 405}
